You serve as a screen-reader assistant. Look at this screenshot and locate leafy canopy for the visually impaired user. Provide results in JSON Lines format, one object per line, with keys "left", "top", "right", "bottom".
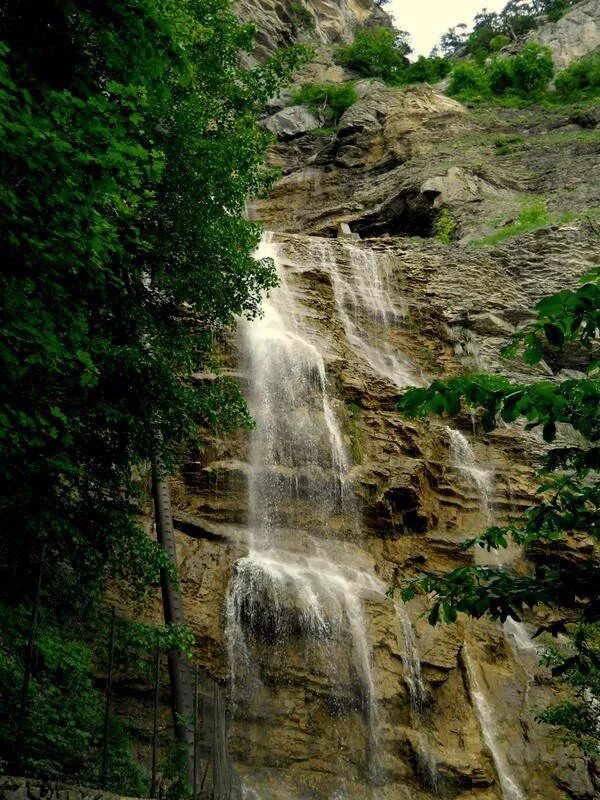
{"left": 0, "top": 0, "right": 302, "bottom": 603}
{"left": 0, "top": 0, "right": 303, "bottom": 782}
{"left": 336, "top": 26, "right": 411, "bottom": 84}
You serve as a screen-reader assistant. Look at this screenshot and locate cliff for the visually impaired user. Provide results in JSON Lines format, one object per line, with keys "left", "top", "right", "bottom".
{"left": 111, "top": 3, "right": 600, "bottom": 799}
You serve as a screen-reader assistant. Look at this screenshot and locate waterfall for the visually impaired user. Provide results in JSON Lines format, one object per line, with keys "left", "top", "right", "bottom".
{"left": 226, "top": 235, "right": 384, "bottom": 785}
{"left": 313, "top": 239, "right": 419, "bottom": 388}
{"left": 447, "top": 426, "right": 538, "bottom": 800}
{"left": 463, "top": 646, "right": 526, "bottom": 800}
{"left": 394, "top": 601, "right": 427, "bottom": 712}
{"left": 447, "top": 427, "right": 493, "bottom": 524}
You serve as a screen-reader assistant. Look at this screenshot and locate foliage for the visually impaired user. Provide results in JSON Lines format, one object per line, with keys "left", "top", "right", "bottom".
{"left": 394, "top": 265, "right": 600, "bottom": 753}
{"left": 447, "top": 44, "right": 554, "bottom": 103}
{"left": 536, "top": 623, "right": 600, "bottom": 754}
{"left": 434, "top": 208, "right": 457, "bottom": 244}
{"left": 0, "top": 0, "right": 302, "bottom": 609}
{"left": 447, "top": 62, "right": 491, "bottom": 101}
{"left": 438, "top": 1, "right": 582, "bottom": 62}
{"left": 336, "top": 26, "right": 411, "bottom": 84}
{"left": 555, "top": 52, "right": 600, "bottom": 100}
{"left": 472, "top": 198, "right": 550, "bottom": 246}
{"left": 0, "top": 0, "right": 303, "bottom": 783}
{"left": 510, "top": 42, "right": 555, "bottom": 95}
{"left": 292, "top": 82, "right": 358, "bottom": 123}
{"left": 0, "top": 603, "right": 165, "bottom": 790}
{"left": 401, "top": 56, "right": 451, "bottom": 86}
{"left": 291, "top": 3, "right": 315, "bottom": 32}
{"left": 545, "top": 0, "right": 584, "bottom": 21}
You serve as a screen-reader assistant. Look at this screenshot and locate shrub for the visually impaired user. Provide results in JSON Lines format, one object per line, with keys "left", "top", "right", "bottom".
{"left": 336, "top": 26, "right": 410, "bottom": 83}
{"left": 546, "top": 0, "right": 582, "bottom": 22}
{"left": 448, "top": 44, "right": 554, "bottom": 103}
{"left": 292, "top": 82, "right": 358, "bottom": 123}
{"left": 291, "top": 2, "right": 314, "bottom": 31}
{"left": 510, "top": 43, "right": 554, "bottom": 97}
{"left": 447, "top": 62, "right": 490, "bottom": 101}
{"left": 435, "top": 208, "right": 457, "bottom": 244}
{"left": 487, "top": 57, "right": 514, "bottom": 95}
{"left": 402, "top": 56, "right": 451, "bottom": 86}
{"left": 555, "top": 52, "right": 600, "bottom": 99}
{"left": 490, "top": 34, "right": 510, "bottom": 52}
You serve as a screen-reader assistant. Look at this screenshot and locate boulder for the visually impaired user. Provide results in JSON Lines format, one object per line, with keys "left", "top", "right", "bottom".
{"left": 263, "top": 106, "right": 321, "bottom": 140}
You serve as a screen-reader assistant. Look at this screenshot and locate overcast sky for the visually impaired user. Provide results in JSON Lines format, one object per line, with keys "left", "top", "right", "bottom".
{"left": 388, "top": 0, "right": 508, "bottom": 56}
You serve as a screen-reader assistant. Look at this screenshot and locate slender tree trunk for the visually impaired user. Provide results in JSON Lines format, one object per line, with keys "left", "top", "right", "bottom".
{"left": 152, "top": 462, "right": 195, "bottom": 787}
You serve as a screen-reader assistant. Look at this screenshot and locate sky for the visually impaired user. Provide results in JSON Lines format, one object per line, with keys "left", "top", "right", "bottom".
{"left": 388, "top": 0, "right": 508, "bottom": 57}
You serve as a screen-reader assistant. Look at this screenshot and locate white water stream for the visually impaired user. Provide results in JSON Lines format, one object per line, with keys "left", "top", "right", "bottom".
{"left": 463, "top": 645, "right": 526, "bottom": 800}
{"left": 226, "top": 236, "right": 384, "bottom": 785}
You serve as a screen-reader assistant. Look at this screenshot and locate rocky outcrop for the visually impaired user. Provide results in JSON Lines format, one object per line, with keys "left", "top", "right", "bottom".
{"left": 256, "top": 82, "right": 600, "bottom": 242}
{"left": 528, "top": 0, "right": 600, "bottom": 68}
{"left": 263, "top": 105, "right": 320, "bottom": 139}
{"left": 130, "top": 222, "right": 599, "bottom": 800}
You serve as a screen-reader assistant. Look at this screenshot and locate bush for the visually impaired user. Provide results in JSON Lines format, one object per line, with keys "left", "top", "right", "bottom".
{"left": 292, "top": 82, "right": 358, "bottom": 123}
{"left": 487, "top": 57, "right": 514, "bottom": 95}
{"left": 336, "top": 26, "right": 410, "bottom": 83}
{"left": 448, "top": 44, "right": 554, "bottom": 103}
{"left": 510, "top": 43, "right": 554, "bottom": 97}
{"left": 447, "top": 62, "right": 490, "bottom": 101}
{"left": 546, "top": 0, "right": 582, "bottom": 22}
{"left": 401, "top": 56, "right": 451, "bottom": 86}
{"left": 291, "top": 2, "right": 314, "bottom": 31}
{"left": 490, "top": 34, "right": 510, "bottom": 52}
{"left": 435, "top": 208, "right": 457, "bottom": 244}
{"left": 555, "top": 52, "right": 600, "bottom": 99}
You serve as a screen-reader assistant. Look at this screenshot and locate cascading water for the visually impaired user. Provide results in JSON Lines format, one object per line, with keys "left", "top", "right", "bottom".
{"left": 394, "top": 601, "right": 427, "bottom": 713}
{"left": 312, "top": 239, "right": 419, "bottom": 389}
{"left": 447, "top": 427, "right": 536, "bottom": 799}
{"left": 447, "top": 427, "right": 494, "bottom": 525}
{"left": 226, "top": 235, "right": 384, "bottom": 788}
{"left": 463, "top": 646, "right": 526, "bottom": 800}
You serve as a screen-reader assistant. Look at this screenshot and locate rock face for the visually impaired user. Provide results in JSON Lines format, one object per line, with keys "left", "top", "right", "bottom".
{"left": 528, "top": 0, "right": 600, "bottom": 68}
{"left": 234, "top": 0, "right": 389, "bottom": 62}
{"left": 156, "top": 224, "right": 599, "bottom": 800}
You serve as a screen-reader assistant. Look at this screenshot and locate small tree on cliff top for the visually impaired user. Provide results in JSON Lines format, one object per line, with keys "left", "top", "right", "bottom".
{"left": 394, "top": 261, "right": 600, "bottom": 755}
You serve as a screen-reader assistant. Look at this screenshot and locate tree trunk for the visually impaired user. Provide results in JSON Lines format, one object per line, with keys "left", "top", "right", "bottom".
{"left": 152, "top": 462, "right": 195, "bottom": 789}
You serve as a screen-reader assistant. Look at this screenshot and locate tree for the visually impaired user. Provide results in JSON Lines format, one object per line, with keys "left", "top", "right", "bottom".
{"left": 439, "top": 24, "right": 469, "bottom": 57}
{"left": 0, "top": 0, "right": 302, "bottom": 602}
{"left": 394, "top": 264, "right": 600, "bottom": 754}
{"left": 0, "top": 0, "right": 303, "bottom": 781}
{"left": 337, "top": 26, "right": 411, "bottom": 83}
